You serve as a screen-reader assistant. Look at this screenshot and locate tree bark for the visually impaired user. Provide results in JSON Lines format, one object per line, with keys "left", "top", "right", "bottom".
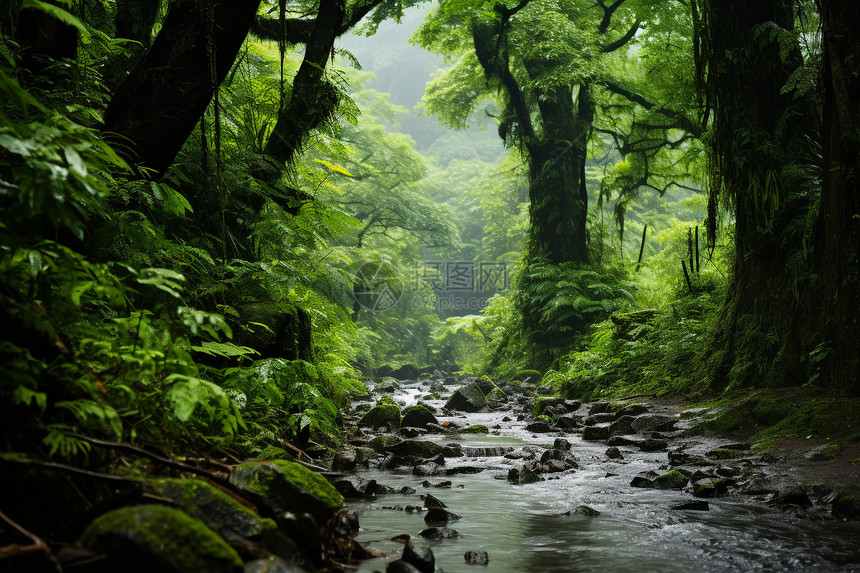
{"left": 704, "top": 0, "right": 814, "bottom": 389}
{"left": 103, "top": 0, "right": 262, "bottom": 178}
{"left": 815, "top": 0, "right": 860, "bottom": 391}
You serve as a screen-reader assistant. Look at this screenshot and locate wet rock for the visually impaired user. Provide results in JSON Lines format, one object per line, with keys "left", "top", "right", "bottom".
{"left": 421, "top": 493, "right": 447, "bottom": 508}
{"left": 589, "top": 401, "right": 610, "bottom": 415}
{"left": 609, "top": 415, "right": 637, "bottom": 437}
{"left": 442, "top": 444, "right": 464, "bottom": 457}
{"left": 631, "top": 414, "right": 677, "bottom": 433}
{"left": 419, "top": 527, "right": 462, "bottom": 540}
{"left": 391, "top": 364, "right": 420, "bottom": 379}
{"left": 331, "top": 449, "right": 358, "bottom": 471}
{"left": 445, "top": 382, "right": 488, "bottom": 412}
{"left": 831, "top": 492, "right": 860, "bottom": 520}
{"left": 668, "top": 451, "right": 714, "bottom": 466}
{"left": 272, "top": 512, "right": 322, "bottom": 564}
{"left": 359, "top": 401, "right": 402, "bottom": 430}
{"left": 400, "top": 427, "right": 427, "bottom": 439}
{"left": 376, "top": 379, "right": 401, "bottom": 393}
{"left": 464, "top": 550, "right": 490, "bottom": 565}
{"left": 518, "top": 466, "right": 545, "bottom": 484}
{"left": 402, "top": 406, "right": 439, "bottom": 430}
{"left": 582, "top": 425, "right": 610, "bottom": 441}
{"left": 631, "top": 476, "right": 655, "bottom": 488}
{"left": 444, "top": 466, "right": 485, "bottom": 475}
{"left": 606, "top": 446, "right": 623, "bottom": 459}
{"left": 422, "top": 480, "right": 453, "bottom": 488}
{"left": 553, "top": 438, "right": 572, "bottom": 450}
{"left": 525, "top": 421, "right": 555, "bottom": 433}
{"left": 387, "top": 559, "right": 422, "bottom": 573}
{"left": 654, "top": 470, "right": 689, "bottom": 490}
{"left": 154, "top": 478, "right": 275, "bottom": 539}
{"left": 692, "top": 478, "right": 730, "bottom": 498}
{"left": 554, "top": 416, "right": 581, "bottom": 430}
{"left": 606, "top": 436, "right": 636, "bottom": 446}
{"left": 574, "top": 505, "right": 600, "bottom": 517}
{"left": 424, "top": 507, "right": 462, "bottom": 525}
{"left": 414, "top": 464, "right": 445, "bottom": 477}
{"left": 402, "top": 541, "right": 435, "bottom": 573}
{"left": 333, "top": 477, "right": 379, "bottom": 499}
{"left": 706, "top": 447, "right": 749, "bottom": 460}
{"left": 671, "top": 501, "right": 710, "bottom": 511}
{"left": 585, "top": 413, "right": 616, "bottom": 425}
{"left": 230, "top": 460, "right": 343, "bottom": 524}
{"left": 79, "top": 505, "right": 243, "bottom": 573}
{"left": 805, "top": 444, "right": 840, "bottom": 462}
{"left": 636, "top": 438, "right": 669, "bottom": 452}
{"left": 614, "top": 403, "right": 649, "bottom": 417}
{"left": 386, "top": 440, "right": 446, "bottom": 459}
{"left": 507, "top": 468, "right": 520, "bottom": 483}
{"left": 462, "top": 424, "right": 490, "bottom": 433}
{"left": 771, "top": 486, "right": 812, "bottom": 506}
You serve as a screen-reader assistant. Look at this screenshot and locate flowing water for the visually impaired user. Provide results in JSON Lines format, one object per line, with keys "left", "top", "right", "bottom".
{"left": 343, "top": 380, "right": 860, "bottom": 572}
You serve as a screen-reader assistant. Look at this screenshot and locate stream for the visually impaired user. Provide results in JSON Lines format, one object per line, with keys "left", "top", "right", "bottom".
{"left": 339, "top": 377, "right": 860, "bottom": 572}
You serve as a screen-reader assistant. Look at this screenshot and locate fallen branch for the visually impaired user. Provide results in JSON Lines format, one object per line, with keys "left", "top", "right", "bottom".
{"left": 0, "top": 510, "right": 62, "bottom": 572}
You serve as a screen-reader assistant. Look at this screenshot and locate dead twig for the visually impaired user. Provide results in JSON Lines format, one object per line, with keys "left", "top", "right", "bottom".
{"left": 0, "top": 510, "right": 63, "bottom": 572}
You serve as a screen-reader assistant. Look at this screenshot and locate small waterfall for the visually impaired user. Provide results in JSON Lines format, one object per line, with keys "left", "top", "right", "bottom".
{"left": 462, "top": 446, "right": 516, "bottom": 457}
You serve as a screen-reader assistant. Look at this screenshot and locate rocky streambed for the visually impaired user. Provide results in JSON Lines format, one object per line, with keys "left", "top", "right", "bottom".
{"left": 332, "top": 375, "right": 860, "bottom": 572}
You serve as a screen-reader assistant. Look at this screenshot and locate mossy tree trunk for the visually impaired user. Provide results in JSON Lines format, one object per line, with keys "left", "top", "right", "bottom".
{"left": 702, "top": 0, "right": 815, "bottom": 388}
{"left": 815, "top": 0, "right": 860, "bottom": 392}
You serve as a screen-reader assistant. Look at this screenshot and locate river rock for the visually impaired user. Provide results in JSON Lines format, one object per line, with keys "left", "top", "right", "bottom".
{"left": 387, "top": 560, "right": 422, "bottom": 573}
{"left": 402, "top": 405, "right": 439, "bottom": 429}
{"left": 705, "top": 447, "right": 750, "bottom": 460}
{"left": 636, "top": 438, "right": 669, "bottom": 452}
{"left": 375, "top": 379, "right": 401, "bottom": 393}
{"left": 402, "top": 541, "right": 435, "bottom": 573}
{"left": 668, "top": 451, "right": 714, "bottom": 466}
{"left": 154, "top": 478, "right": 275, "bottom": 538}
{"left": 367, "top": 435, "right": 403, "bottom": 452}
{"left": 654, "top": 470, "right": 689, "bottom": 489}
{"left": 587, "top": 413, "right": 616, "bottom": 424}
{"left": 386, "top": 440, "right": 446, "bottom": 459}
{"left": 671, "top": 501, "right": 710, "bottom": 511}
{"left": 574, "top": 505, "right": 601, "bottom": 517}
{"left": 771, "top": 486, "right": 812, "bottom": 506}
{"left": 332, "top": 449, "right": 358, "bottom": 471}
{"left": 424, "top": 507, "right": 461, "bottom": 525}
{"left": 80, "top": 505, "right": 243, "bottom": 573}
{"left": 606, "top": 446, "right": 623, "bottom": 459}
{"left": 606, "top": 436, "right": 636, "bottom": 446}
{"left": 359, "top": 402, "right": 402, "bottom": 430}
{"left": 614, "top": 403, "right": 649, "bottom": 417}
{"left": 631, "top": 414, "right": 677, "bottom": 433}
{"left": 333, "top": 477, "right": 378, "bottom": 499}
{"left": 421, "top": 493, "right": 447, "bottom": 508}
{"left": 582, "top": 425, "right": 610, "bottom": 441}
{"left": 554, "top": 416, "right": 581, "bottom": 430}
{"left": 445, "top": 382, "right": 488, "bottom": 412}
{"left": 419, "top": 527, "right": 462, "bottom": 540}
{"left": 608, "top": 415, "right": 637, "bottom": 436}
{"left": 831, "top": 492, "right": 860, "bottom": 520}
{"left": 525, "top": 421, "right": 555, "bottom": 433}
{"left": 400, "top": 427, "right": 428, "bottom": 439}
{"left": 518, "top": 466, "right": 545, "bottom": 484}
{"left": 464, "top": 550, "right": 490, "bottom": 565}
{"left": 692, "top": 478, "right": 730, "bottom": 498}
{"left": 230, "top": 460, "right": 343, "bottom": 524}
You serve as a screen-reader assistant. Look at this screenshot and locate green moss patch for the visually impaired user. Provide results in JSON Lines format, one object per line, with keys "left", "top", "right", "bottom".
{"left": 80, "top": 504, "right": 242, "bottom": 573}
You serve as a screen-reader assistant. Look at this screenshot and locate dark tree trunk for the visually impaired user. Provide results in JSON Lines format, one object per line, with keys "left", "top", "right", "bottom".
{"left": 704, "top": 0, "right": 814, "bottom": 388}
{"left": 262, "top": 0, "right": 345, "bottom": 168}
{"left": 815, "top": 0, "right": 860, "bottom": 391}
{"left": 104, "top": 0, "right": 162, "bottom": 88}
{"left": 525, "top": 83, "right": 590, "bottom": 266}
{"left": 103, "top": 0, "right": 262, "bottom": 178}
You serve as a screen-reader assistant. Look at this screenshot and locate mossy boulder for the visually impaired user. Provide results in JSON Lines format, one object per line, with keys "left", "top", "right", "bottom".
{"left": 80, "top": 504, "right": 243, "bottom": 573}
{"left": 574, "top": 505, "right": 601, "bottom": 517}
{"left": 230, "top": 460, "right": 343, "bottom": 524}
{"left": 359, "top": 401, "right": 402, "bottom": 430}
{"left": 445, "top": 382, "right": 488, "bottom": 412}
{"left": 385, "top": 440, "right": 446, "bottom": 459}
{"left": 654, "top": 470, "right": 689, "bottom": 490}
{"left": 461, "top": 424, "right": 489, "bottom": 434}
{"left": 608, "top": 415, "right": 637, "bottom": 437}
{"left": 154, "top": 478, "right": 276, "bottom": 538}
{"left": 367, "top": 435, "right": 402, "bottom": 452}
{"left": 692, "top": 478, "right": 729, "bottom": 498}
{"left": 402, "top": 405, "right": 438, "bottom": 429}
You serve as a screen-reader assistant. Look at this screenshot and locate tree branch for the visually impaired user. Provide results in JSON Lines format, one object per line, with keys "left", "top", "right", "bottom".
{"left": 601, "top": 20, "right": 640, "bottom": 53}
{"left": 0, "top": 510, "right": 61, "bottom": 572}
{"left": 598, "top": 81, "right": 702, "bottom": 137}
{"left": 597, "top": 0, "right": 627, "bottom": 34}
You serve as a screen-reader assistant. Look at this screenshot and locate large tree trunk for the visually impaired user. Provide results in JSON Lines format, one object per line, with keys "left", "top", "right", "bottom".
{"left": 705, "top": 0, "right": 813, "bottom": 389}
{"left": 815, "top": 0, "right": 860, "bottom": 391}
{"left": 525, "top": 84, "right": 589, "bottom": 266}
{"left": 103, "top": 0, "right": 262, "bottom": 178}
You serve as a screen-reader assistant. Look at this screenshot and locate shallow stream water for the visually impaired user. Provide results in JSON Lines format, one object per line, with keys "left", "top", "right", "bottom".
{"left": 344, "top": 380, "right": 860, "bottom": 572}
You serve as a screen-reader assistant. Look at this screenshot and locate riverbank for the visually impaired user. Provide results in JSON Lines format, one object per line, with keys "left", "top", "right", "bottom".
{"left": 335, "top": 375, "right": 860, "bottom": 572}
